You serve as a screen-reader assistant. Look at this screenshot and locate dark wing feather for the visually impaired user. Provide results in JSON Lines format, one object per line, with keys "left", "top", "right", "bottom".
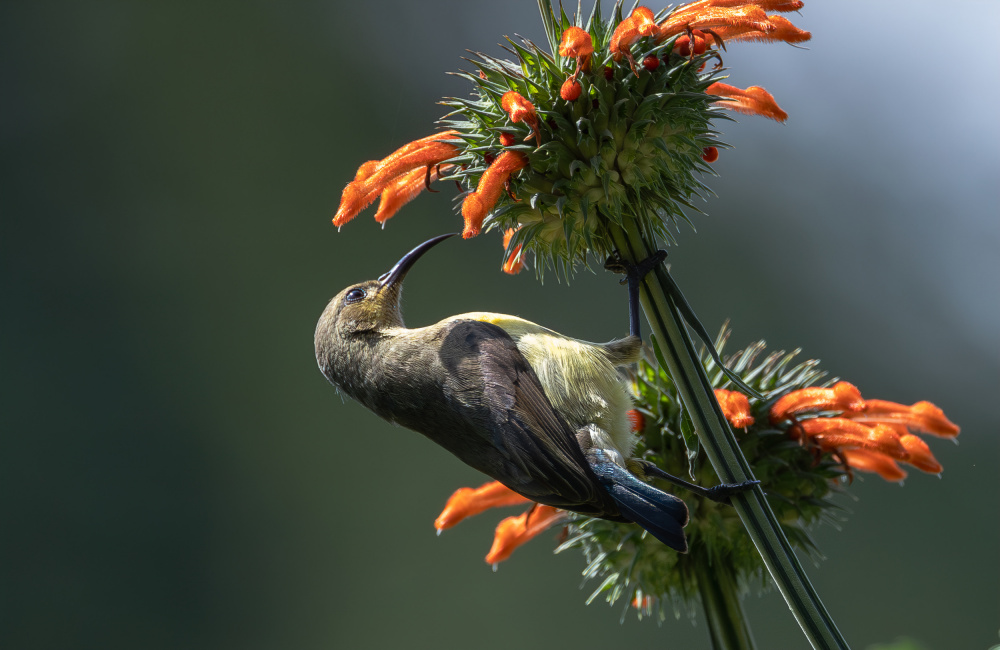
{"left": 438, "top": 320, "right": 619, "bottom": 517}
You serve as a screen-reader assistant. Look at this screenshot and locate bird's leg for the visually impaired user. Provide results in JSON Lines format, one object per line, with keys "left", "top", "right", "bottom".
{"left": 604, "top": 250, "right": 668, "bottom": 338}
{"left": 637, "top": 460, "right": 759, "bottom": 506}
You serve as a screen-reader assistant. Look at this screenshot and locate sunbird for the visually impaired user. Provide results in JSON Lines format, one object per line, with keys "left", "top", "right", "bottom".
{"left": 314, "top": 233, "right": 754, "bottom": 552}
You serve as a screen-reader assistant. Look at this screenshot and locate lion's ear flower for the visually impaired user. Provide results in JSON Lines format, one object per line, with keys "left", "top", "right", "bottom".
{"left": 770, "top": 381, "right": 866, "bottom": 422}
{"left": 434, "top": 481, "right": 530, "bottom": 532}
{"left": 333, "top": 131, "right": 459, "bottom": 227}
{"left": 373, "top": 164, "right": 454, "bottom": 224}
{"left": 771, "top": 385, "right": 958, "bottom": 482}
{"left": 715, "top": 388, "right": 754, "bottom": 428}
{"left": 558, "top": 26, "right": 594, "bottom": 82}
{"left": 707, "top": 82, "right": 788, "bottom": 121}
{"left": 500, "top": 91, "right": 541, "bottom": 146}
{"left": 331, "top": 1, "right": 813, "bottom": 276}
{"left": 433, "top": 481, "right": 566, "bottom": 567}
{"left": 609, "top": 6, "right": 658, "bottom": 75}
{"left": 485, "top": 505, "right": 567, "bottom": 567}
{"left": 460, "top": 150, "right": 528, "bottom": 239}
{"left": 502, "top": 227, "right": 526, "bottom": 275}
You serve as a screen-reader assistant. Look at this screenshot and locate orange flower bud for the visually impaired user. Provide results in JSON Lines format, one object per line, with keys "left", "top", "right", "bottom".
{"left": 642, "top": 55, "right": 660, "bottom": 71}
{"left": 434, "top": 481, "right": 530, "bottom": 532}
{"left": 674, "top": 30, "right": 708, "bottom": 57}
{"left": 498, "top": 132, "right": 515, "bottom": 147}
{"left": 702, "top": 146, "right": 719, "bottom": 163}
{"left": 715, "top": 389, "right": 754, "bottom": 428}
{"left": 560, "top": 78, "right": 582, "bottom": 101}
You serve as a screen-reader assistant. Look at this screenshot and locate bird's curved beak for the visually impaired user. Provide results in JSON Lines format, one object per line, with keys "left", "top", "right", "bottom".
{"left": 378, "top": 233, "right": 457, "bottom": 289}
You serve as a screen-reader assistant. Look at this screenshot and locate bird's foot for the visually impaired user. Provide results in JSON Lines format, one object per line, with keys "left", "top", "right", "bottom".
{"left": 604, "top": 250, "right": 668, "bottom": 286}
{"left": 639, "top": 461, "right": 761, "bottom": 506}
{"left": 605, "top": 250, "right": 668, "bottom": 339}
{"left": 701, "top": 480, "right": 760, "bottom": 505}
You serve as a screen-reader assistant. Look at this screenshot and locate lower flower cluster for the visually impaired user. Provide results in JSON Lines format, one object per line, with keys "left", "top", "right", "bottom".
{"left": 432, "top": 330, "right": 958, "bottom": 620}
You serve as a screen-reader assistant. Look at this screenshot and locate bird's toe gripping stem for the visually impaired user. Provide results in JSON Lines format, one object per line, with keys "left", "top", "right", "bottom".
{"left": 638, "top": 460, "right": 760, "bottom": 505}
{"left": 605, "top": 250, "right": 668, "bottom": 338}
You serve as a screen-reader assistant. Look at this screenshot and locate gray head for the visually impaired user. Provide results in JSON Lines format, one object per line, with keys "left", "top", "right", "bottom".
{"left": 314, "top": 233, "right": 456, "bottom": 380}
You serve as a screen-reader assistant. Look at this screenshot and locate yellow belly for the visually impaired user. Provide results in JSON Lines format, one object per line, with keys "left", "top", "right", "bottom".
{"left": 454, "top": 312, "right": 638, "bottom": 463}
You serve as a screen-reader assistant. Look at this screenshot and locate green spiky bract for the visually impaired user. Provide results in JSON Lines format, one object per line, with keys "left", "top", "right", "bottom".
{"left": 439, "top": 0, "right": 727, "bottom": 279}
{"left": 556, "top": 327, "right": 851, "bottom": 624}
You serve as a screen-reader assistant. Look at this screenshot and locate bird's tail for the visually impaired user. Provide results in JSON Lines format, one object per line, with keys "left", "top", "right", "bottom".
{"left": 587, "top": 449, "right": 690, "bottom": 553}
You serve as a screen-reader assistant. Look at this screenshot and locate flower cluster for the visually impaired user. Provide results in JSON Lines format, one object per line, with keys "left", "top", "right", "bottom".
{"left": 432, "top": 329, "right": 958, "bottom": 620}
{"left": 331, "top": 1, "right": 810, "bottom": 277}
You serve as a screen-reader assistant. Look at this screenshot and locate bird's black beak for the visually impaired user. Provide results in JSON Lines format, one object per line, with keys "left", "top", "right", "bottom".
{"left": 378, "top": 233, "right": 457, "bottom": 289}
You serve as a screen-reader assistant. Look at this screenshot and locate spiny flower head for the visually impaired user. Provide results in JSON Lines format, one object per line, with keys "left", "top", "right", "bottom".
{"left": 331, "top": 1, "right": 810, "bottom": 278}
{"left": 432, "top": 327, "right": 958, "bottom": 621}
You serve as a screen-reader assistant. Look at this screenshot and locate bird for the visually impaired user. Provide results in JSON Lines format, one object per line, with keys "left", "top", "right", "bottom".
{"left": 314, "top": 233, "right": 754, "bottom": 552}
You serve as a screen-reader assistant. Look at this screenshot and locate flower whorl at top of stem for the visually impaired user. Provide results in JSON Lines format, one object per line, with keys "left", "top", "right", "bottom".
{"left": 330, "top": 1, "right": 810, "bottom": 277}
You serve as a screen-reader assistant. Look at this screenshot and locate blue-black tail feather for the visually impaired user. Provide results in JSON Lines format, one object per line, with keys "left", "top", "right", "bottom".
{"left": 586, "top": 449, "right": 690, "bottom": 553}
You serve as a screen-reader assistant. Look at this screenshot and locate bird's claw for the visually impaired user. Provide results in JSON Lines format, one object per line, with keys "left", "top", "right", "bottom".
{"left": 704, "top": 480, "right": 760, "bottom": 505}
{"left": 604, "top": 250, "right": 668, "bottom": 285}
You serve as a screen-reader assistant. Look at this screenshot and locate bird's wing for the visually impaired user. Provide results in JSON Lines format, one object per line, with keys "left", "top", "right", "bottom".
{"left": 437, "top": 319, "right": 616, "bottom": 515}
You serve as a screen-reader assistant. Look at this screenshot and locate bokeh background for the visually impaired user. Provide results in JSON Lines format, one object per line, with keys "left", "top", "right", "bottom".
{"left": 3, "top": 1, "right": 998, "bottom": 649}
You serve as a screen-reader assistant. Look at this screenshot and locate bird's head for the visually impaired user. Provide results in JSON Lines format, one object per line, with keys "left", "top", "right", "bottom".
{"left": 315, "top": 233, "right": 456, "bottom": 344}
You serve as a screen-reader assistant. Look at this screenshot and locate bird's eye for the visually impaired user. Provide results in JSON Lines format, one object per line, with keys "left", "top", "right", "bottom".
{"left": 345, "top": 288, "right": 367, "bottom": 304}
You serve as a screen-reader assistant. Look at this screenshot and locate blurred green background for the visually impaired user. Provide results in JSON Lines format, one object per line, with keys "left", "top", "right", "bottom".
{"left": 3, "top": 2, "right": 997, "bottom": 649}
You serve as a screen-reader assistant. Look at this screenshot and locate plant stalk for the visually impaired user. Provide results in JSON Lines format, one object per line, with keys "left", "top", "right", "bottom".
{"left": 608, "top": 220, "right": 850, "bottom": 650}
{"left": 695, "top": 559, "right": 756, "bottom": 650}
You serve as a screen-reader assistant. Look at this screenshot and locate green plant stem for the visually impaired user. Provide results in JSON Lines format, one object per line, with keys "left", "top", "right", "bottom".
{"left": 695, "top": 559, "right": 756, "bottom": 650}
{"left": 608, "top": 220, "right": 850, "bottom": 650}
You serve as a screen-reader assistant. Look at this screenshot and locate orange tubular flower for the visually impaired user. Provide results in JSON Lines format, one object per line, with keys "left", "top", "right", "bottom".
{"left": 333, "top": 130, "right": 459, "bottom": 227}
{"left": 434, "top": 480, "right": 531, "bottom": 532}
{"left": 501, "top": 227, "right": 525, "bottom": 274}
{"left": 485, "top": 505, "right": 567, "bottom": 565}
{"left": 627, "top": 408, "right": 645, "bottom": 433}
{"left": 796, "top": 419, "right": 908, "bottom": 458}
{"left": 609, "top": 6, "right": 658, "bottom": 74}
{"left": 500, "top": 91, "right": 541, "bottom": 146}
{"left": 703, "top": 15, "right": 812, "bottom": 45}
{"left": 558, "top": 26, "right": 594, "bottom": 81}
{"left": 771, "top": 381, "right": 865, "bottom": 422}
{"left": 847, "top": 399, "right": 960, "bottom": 438}
{"left": 715, "top": 389, "right": 754, "bottom": 428}
{"left": 706, "top": 82, "right": 788, "bottom": 122}
{"left": 771, "top": 382, "right": 958, "bottom": 482}
{"left": 460, "top": 150, "right": 528, "bottom": 238}
{"left": 841, "top": 448, "right": 908, "bottom": 482}
{"left": 658, "top": 5, "right": 771, "bottom": 42}
{"left": 373, "top": 163, "right": 453, "bottom": 224}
